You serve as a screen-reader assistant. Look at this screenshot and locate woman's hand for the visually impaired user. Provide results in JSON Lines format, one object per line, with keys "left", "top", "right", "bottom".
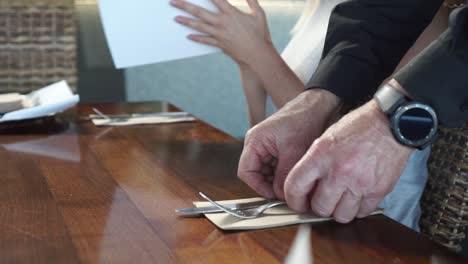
{"left": 170, "top": 0, "right": 275, "bottom": 67}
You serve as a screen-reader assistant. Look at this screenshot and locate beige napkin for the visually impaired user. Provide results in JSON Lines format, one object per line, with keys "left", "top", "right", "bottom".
{"left": 91, "top": 115, "right": 196, "bottom": 126}
{"left": 194, "top": 198, "right": 384, "bottom": 230}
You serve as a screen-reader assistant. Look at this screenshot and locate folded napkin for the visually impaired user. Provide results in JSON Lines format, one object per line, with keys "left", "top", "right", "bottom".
{"left": 0, "top": 93, "right": 28, "bottom": 113}
{"left": 194, "top": 198, "right": 384, "bottom": 230}
{"left": 0, "top": 81, "right": 79, "bottom": 122}
{"left": 91, "top": 114, "right": 196, "bottom": 127}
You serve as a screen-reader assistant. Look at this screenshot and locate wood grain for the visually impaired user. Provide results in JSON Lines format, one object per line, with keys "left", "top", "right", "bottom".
{"left": 0, "top": 102, "right": 465, "bottom": 264}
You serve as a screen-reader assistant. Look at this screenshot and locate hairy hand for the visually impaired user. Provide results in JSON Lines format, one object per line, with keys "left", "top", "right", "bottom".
{"left": 284, "top": 100, "right": 414, "bottom": 223}
{"left": 238, "top": 90, "right": 341, "bottom": 199}
{"left": 171, "top": 0, "right": 274, "bottom": 66}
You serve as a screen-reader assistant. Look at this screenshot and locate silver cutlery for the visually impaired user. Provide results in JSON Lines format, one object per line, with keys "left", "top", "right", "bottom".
{"left": 91, "top": 108, "right": 191, "bottom": 121}
{"left": 176, "top": 199, "right": 275, "bottom": 217}
{"left": 92, "top": 107, "right": 110, "bottom": 119}
{"left": 199, "top": 192, "right": 287, "bottom": 219}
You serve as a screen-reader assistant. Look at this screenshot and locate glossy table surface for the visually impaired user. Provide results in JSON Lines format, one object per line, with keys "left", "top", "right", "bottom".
{"left": 0, "top": 102, "right": 466, "bottom": 264}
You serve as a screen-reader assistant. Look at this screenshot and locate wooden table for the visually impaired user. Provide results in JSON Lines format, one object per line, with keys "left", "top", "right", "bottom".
{"left": 0, "top": 102, "right": 466, "bottom": 264}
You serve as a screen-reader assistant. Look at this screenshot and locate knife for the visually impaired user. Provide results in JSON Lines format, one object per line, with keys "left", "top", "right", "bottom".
{"left": 90, "top": 112, "right": 191, "bottom": 120}
{"left": 176, "top": 199, "right": 270, "bottom": 217}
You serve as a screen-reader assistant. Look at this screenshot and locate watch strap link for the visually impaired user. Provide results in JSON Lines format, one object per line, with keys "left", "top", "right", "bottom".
{"left": 374, "top": 84, "right": 408, "bottom": 115}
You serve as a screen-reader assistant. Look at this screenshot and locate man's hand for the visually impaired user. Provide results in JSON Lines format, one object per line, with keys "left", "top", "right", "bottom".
{"left": 238, "top": 90, "right": 341, "bottom": 199}
{"left": 284, "top": 99, "right": 414, "bottom": 223}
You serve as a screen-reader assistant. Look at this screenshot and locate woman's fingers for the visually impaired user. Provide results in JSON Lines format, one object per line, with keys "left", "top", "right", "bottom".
{"left": 210, "top": 0, "right": 234, "bottom": 12}
{"left": 187, "top": 34, "right": 220, "bottom": 47}
{"left": 175, "top": 16, "right": 218, "bottom": 36}
{"left": 171, "top": 0, "right": 218, "bottom": 25}
{"left": 245, "top": 0, "right": 262, "bottom": 13}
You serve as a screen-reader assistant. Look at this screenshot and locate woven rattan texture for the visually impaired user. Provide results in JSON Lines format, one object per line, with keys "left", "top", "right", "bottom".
{"left": 420, "top": 124, "right": 468, "bottom": 252}
{"left": 0, "top": 0, "right": 77, "bottom": 93}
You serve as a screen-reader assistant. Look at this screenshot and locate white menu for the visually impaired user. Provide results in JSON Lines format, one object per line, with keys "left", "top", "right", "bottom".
{"left": 99, "top": 0, "right": 220, "bottom": 68}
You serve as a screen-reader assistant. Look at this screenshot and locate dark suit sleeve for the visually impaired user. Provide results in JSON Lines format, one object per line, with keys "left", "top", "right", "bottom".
{"left": 306, "top": 0, "right": 443, "bottom": 107}
{"left": 394, "top": 6, "right": 468, "bottom": 127}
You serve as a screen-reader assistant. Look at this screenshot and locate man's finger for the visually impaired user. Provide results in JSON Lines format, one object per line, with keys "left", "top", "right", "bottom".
{"left": 171, "top": 0, "right": 219, "bottom": 24}
{"left": 240, "top": 170, "right": 275, "bottom": 198}
{"left": 273, "top": 148, "right": 306, "bottom": 200}
{"left": 356, "top": 196, "right": 381, "bottom": 218}
{"left": 356, "top": 168, "right": 400, "bottom": 218}
{"left": 260, "top": 165, "right": 272, "bottom": 176}
{"left": 333, "top": 190, "right": 362, "bottom": 223}
{"left": 284, "top": 138, "right": 332, "bottom": 211}
{"left": 310, "top": 178, "right": 345, "bottom": 217}
{"left": 284, "top": 154, "right": 327, "bottom": 211}
{"left": 238, "top": 143, "right": 275, "bottom": 198}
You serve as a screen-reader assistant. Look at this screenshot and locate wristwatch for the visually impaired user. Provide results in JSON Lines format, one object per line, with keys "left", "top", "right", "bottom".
{"left": 374, "top": 83, "right": 438, "bottom": 149}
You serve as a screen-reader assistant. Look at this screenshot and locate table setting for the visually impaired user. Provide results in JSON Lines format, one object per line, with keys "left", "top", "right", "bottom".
{"left": 176, "top": 192, "right": 384, "bottom": 231}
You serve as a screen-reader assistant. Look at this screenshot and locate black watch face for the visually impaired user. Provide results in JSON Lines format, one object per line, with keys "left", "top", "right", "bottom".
{"left": 391, "top": 103, "right": 438, "bottom": 148}
{"left": 398, "top": 107, "right": 435, "bottom": 141}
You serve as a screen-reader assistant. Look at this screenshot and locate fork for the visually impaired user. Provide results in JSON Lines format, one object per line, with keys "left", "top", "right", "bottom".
{"left": 92, "top": 108, "right": 191, "bottom": 123}
{"left": 92, "top": 107, "right": 133, "bottom": 123}
{"left": 199, "top": 192, "right": 286, "bottom": 219}
{"left": 92, "top": 108, "right": 110, "bottom": 120}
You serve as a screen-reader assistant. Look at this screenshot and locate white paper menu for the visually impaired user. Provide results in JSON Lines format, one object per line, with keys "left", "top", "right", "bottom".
{"left": 98, "top": 0, "right": 220, "bottom": 68}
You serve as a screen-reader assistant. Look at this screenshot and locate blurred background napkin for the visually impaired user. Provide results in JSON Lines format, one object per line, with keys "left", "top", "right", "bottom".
{"left": 0, "top": 81, "right": 79, "bottom": 122}
{"left": 194, "top": 198, "right": 383, "bottom": 230}
{"left": 91, "top": 115, "right": 196, "bottom": 126}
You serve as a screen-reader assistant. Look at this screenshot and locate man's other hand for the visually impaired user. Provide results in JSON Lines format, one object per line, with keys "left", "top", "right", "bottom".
{"left": 238, "top": 89, "right": 340, "bottom": 199}
{"left": 284, "top": 99, "right": 413, "bottom": 223}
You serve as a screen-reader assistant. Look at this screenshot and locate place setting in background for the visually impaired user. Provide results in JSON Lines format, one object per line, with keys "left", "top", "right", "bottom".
{"left": 89, "top": 107, "right": 196, "bottom": 127}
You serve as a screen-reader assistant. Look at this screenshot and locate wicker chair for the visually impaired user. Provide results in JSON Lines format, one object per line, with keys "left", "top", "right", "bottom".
{"left": 420, "top": 124, "right": 468, "bottom": 252}
{"left": 418, "top": 0, "right": 467, "bottom": 253}
{"left": 0, "top": 0, "right": 77, "bottom": 93}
